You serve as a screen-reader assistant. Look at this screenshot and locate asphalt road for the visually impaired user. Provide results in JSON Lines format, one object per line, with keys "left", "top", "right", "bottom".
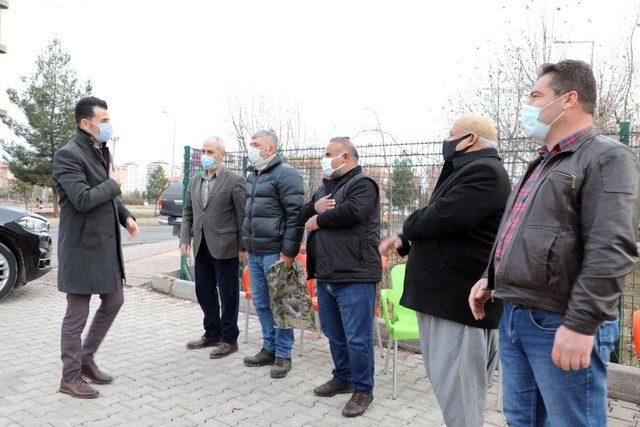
{"left": 49, "top": 225, "right": 177, "bottom": 255}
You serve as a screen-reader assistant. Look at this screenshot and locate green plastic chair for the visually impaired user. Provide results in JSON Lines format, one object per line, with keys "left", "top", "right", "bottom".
{"left": 380, "top": 263, "right": 420, "bottom": 399}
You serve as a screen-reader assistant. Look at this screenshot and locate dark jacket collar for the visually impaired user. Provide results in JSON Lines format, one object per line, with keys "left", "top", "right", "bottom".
{"left": 554, "top": 126, "right": 598, "bottom": 153}
{"left": 329, "top": 165, "right": 362, "bottom": 184}
{"left": 451, "top": 148, "right": 501, "bottom": 170}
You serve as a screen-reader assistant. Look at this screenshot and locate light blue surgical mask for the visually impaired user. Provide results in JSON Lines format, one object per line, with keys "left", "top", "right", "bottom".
{"left": 89, "top": 121, "right": 113, "bottom": 143}
{"left": 520, "top": 93, "right": 568, "bottom": 140}
{"left": 201, "top": 155, "right": 217, "bottom": 171}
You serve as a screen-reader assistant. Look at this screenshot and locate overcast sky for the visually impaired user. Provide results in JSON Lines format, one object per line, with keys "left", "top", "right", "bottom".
{"left": 1, "top": 0, "right": 639, "bottom": 167}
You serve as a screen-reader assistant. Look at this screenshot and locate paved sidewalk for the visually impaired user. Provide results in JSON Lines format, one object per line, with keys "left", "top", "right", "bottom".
{"left": 0, "top": 268, "right": 638, "bottom": 425}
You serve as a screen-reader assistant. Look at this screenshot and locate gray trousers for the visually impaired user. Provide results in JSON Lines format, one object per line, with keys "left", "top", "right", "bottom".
{"left": 417, "top": 313, "right": 498, "bottom": 427}
{"left": 60, "top": 283, "right": 124, "bottom": 380}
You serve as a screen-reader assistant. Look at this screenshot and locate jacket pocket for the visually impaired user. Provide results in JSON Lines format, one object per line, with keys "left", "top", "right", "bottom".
{"left": 529, "top": 308, "right": 564, "bottom": 332}
{"left": 505, "top": 225, "right": 558, "bottom": 289}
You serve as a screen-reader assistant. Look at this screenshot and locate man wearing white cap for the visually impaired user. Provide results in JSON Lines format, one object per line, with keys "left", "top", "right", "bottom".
{"left": 380, "top": 116, "right": 511, "bottom": 426}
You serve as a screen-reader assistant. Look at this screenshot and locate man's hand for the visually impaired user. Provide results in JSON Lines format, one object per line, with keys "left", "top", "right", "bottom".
{"left": 552, "top": 325, "right": 594, "bottom": 371}
{"left": 469, "top": 278, "right": 492, "bottom": 320}
{"left": 281, "top": 254, "right": 294, "bottom": 268}
{"left": 125, "top": 217, "right": 139, "bottom": 238}
{"left": 305, "top": 215, "right": 320, "bottom": 233}
{"left": 238, "top": 250, "right": 247, "bottom": 262}
{"left": 379, "top": 236, "right": 402, "bottom": 255}
{"left": 314, "top": 194, "right": 336, "bottom": 214}
{"left": 179, "top": 243, "right": 192, "bottom": 258}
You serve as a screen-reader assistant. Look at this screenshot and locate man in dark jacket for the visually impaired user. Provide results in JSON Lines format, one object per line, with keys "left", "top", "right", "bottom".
{"left": 241, "top": 130, "right": 304, "bottom": 378}
{"left": 380, "top": 116, "right": 511, "bottom": 427}
{"left": 300, "top": 137, "right": 381, "bottom": 418}
{"left": 470, "top": 60, "right": 640, "bottom": 426}
{"left": 52, "top": 97, "right": 139, "bottom": 398}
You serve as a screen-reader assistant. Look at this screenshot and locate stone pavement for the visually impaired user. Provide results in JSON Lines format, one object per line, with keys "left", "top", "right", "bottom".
{"left": 1, "top": 254, "right": 639, "bottom": 426}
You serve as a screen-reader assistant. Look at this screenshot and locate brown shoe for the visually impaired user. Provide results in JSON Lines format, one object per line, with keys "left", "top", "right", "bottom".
{"left": 59, "top": 377, "right": 99, "bottom": 399}
{"left": 313, "top": 379, "right": 354, "bottom": 397}
{"left": 209, "top": 342, "right": 238, "bottom": 359}
{"left": 187, "top": 337, "right": 221, "bottom": 349}
{"left": 342, "top": 392, "right": 374, "bottom": 417}
{"left": 81, "top": 364, "right": 113, "bottom": 385}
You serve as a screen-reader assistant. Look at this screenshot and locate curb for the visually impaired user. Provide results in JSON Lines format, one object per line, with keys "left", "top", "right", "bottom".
{"left": 149, "top": 272, "right": 640, "bottom": 404}
{"left": 608, "top": 363, "right": 640, "bottom": 404}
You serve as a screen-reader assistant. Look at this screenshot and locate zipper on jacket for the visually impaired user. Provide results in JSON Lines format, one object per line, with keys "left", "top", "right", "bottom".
{"left": 552, "top": 170, "right": 576, "bottom": 189}
{"left": 498, "top": 150, "right": 569, "bottom": 283}
{"left": 249, "top": 173, "right": 262, "bottom": 253}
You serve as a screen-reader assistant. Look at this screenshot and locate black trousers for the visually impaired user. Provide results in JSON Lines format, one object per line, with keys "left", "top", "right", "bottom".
{"left": 194, "top": 237, "right": 240, "bottom": 344}
{"left": 60, "top": 282, "right": 124, "bottom": 380}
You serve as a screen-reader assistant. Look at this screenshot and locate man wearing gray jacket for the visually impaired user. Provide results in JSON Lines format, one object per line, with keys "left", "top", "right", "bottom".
{"left": 180, "top": 136, "right": 246, "bottom": 359}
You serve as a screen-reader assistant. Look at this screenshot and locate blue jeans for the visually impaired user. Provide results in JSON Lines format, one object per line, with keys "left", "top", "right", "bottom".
{"left": 247, "top": 253, "right": 294, "bottom": 358}
{"left": 499, "top": 300, "right": 619, "bottom": 427}
{"left": 316, "top": 281, "right": 376, "bottom": 393}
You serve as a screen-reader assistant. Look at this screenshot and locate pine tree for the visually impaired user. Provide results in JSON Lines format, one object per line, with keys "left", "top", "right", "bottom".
{"left": 386, "top": 156, "right": 419, "bottom": 212}
{"left": 146, "top": 166, "right": 168, "bottom": 214}
{"left": 1, "top": 39, "right": 92, "bottom": 216}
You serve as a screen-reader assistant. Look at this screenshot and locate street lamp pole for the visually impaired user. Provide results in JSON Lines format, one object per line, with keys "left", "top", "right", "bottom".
{"left": 162, "top": 111, "right": 177, "bottom": 180}
{"left": 553, "top": 40, "right": 595, "bottom": 66}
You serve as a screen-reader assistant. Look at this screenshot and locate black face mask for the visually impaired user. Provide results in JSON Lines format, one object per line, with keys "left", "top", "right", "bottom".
{"left": 442, "top": 133, "right": 472, "bottom": 161}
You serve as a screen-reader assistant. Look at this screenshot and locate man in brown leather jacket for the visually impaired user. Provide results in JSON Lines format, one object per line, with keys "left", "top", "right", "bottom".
{"left": 469, "top": 60, "right": 640, "bottom": 426}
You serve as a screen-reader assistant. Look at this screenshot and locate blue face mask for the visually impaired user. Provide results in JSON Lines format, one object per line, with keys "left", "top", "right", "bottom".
{"left": 520, "top": 93, "right": 568, "bottom": 140}
{"left": 201, "top": 155, "right": 217, "bottom": 171}
{"left": 89, "top": 121, "right": 113, "bottom": 143}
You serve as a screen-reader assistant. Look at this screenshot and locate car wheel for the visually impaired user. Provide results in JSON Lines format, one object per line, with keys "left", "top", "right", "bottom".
{"left": 0, "top": 242, "right": 19, "bottom": 300}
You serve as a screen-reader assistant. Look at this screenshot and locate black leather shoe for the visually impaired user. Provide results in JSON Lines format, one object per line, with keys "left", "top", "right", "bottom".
{"left": 270, "top": 357, "right": 292, "bottom": 378}
{"left": 210, "top": 342, "right": 238, "bottom": 359}
{"left": 243, "top": 348, "right": 276, "bottom": 367}
{"left": 314, "top": 379, "right": 354, "bottom": 397}
{"left": 186, "top": 337, "right": 220, "bottom": 349}
{"left": 81, "top": 364, "right": 113, "bottom": 385}
{"left": 59, "top": 377, "right": 99, "bottom": 399}
{"left": 342, "top": 392, "right": 374, "bottom": 417}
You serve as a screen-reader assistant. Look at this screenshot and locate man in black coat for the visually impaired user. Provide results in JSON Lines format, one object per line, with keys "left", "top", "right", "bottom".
{"left": 379, "top": 116, "right": 511, "bottom": 427}
{"left": 300, "top": 137, "right": 381, "bottom": 418}
{"left": 52, "top": 97, "right": 139, "bottom": 399}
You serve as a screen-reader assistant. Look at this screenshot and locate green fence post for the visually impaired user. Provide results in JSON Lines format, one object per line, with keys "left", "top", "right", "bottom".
{"left": 180, "top": 146, "right": 193, "bottom": 281}
{"left": 619, "top": 121, "right": 631, "bottom": 146}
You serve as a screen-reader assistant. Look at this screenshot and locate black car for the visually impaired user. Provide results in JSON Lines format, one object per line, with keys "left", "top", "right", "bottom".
{"left": 0, "top": 206, "right": 52, "bottom": 300}
{"left": 157, "top": 181, "right": 184, "bottom": 235}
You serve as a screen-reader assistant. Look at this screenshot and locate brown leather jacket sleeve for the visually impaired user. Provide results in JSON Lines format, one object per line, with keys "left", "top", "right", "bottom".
{"left": 564, "top": 146, "right": 640, "bottom": 335}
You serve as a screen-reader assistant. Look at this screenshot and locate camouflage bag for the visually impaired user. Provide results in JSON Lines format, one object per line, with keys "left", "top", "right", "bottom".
{"left": 267, "top": 259, "right": 316, "bottom": 330}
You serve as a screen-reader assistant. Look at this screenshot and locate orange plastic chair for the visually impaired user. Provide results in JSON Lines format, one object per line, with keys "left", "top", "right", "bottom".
{"left": 242, "top": 266, "right": 252, "bottom": 343}
{"left": 633, "top": 309, "right": 640, "bottom": 358}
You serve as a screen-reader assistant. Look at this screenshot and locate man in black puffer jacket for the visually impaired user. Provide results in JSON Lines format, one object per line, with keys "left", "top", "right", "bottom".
{"left": 241, "top": 130, "right": 304, "bottom": 379}
{"left": 300, "top": 137, "right": 381, "bottom": 418}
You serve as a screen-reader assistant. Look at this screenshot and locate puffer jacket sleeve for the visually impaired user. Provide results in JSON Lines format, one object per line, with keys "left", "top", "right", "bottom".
{"left": 278, "top": 167, "right": 305, "bottom": 257}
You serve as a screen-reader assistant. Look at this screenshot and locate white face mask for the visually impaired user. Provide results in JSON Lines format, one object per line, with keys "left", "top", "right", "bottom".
{"left": 520, "top": 93, "right": 568, "bottom": 140}
{"left": 321, "top": 153, "right": 346, "bottom": 178}
{"left": 247, "top": 145, "right": 263, "bottom": 165}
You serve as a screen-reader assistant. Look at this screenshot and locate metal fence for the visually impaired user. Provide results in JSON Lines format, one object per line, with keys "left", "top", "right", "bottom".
{"left": 182, "top": 129, "right": 640, "bottom": 367}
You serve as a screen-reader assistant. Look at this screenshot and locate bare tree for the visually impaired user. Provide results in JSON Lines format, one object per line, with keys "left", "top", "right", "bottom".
{"left": 227, "top": 93, "right": 311, "bottom": 152}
